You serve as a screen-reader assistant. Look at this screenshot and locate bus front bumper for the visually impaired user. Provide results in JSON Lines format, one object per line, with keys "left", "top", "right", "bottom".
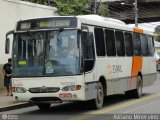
{"left": 13, "top": 90, "right": 85, "bottom": 103}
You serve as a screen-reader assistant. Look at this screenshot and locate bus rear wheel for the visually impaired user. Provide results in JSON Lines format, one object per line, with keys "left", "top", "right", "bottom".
{"left": 125, "top": 76, "right": 142, "bottom": 98}
{"left": 134, "top": 76, "right": 143, "bottom": 98}
{"left": 90, "top": 82, "right": 104, "bottom": 109}
{"left": 37, "top": 103, "right": 51, "bottom": 110}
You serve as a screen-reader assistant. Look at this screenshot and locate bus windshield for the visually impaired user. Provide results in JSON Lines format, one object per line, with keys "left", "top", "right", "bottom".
{"left": 13, "top": 30, "right": 81, "bottom": 77}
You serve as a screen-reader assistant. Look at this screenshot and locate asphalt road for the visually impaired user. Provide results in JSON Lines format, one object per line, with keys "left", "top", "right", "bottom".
{"left": 1, "top": 73, "right": 160, "bottom": 120}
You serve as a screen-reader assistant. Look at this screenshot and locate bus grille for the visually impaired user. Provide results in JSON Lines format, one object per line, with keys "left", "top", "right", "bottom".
{"left": 29, "top": 87, "right": 60, "bottom": 93}
{"left": 30, "top": 97, "right": 62, "bottom": 103}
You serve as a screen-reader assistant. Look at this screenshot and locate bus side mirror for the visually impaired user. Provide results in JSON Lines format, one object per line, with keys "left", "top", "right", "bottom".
{"left": 5, "top": 38, "right": 10, "bottom": 54}
{"left": 5, "top": 30, "right": 14, "bottom": 54}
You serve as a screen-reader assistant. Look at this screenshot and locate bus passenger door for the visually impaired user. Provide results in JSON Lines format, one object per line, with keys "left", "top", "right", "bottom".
{"left": 81, "top": 26, "right": 96, "bottom": 100}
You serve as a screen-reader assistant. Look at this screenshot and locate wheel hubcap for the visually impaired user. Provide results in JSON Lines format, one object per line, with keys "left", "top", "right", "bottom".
{"left": 97, "top": 87, "right": 103, "bottom": 104}
{"left": 138, "top": 78, "right": 142, "bottom": 97}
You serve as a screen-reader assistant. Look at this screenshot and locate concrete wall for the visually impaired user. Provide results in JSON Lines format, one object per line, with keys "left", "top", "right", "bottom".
{"left": 0, "top": 0, "right": 57, "bottom": 88}
{"left": 0, "top": 65, "right": 4, "bottom": 89}
{"left": 0, "top": 0, "right": 57, "bottom": 64}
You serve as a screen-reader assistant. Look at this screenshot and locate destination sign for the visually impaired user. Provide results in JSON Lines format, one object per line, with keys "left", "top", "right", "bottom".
{"left": 20, "top": 22, "right": 31, "bottom": 30}
{"left": 17, "top": 17, "right": 77, "bottom": 31}
{"left": 38, "top": 20, "right": 70, "bottom": 28}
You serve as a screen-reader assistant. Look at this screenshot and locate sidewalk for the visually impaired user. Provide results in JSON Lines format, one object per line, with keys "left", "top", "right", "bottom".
{"left": 0, "top": 89, "right": 33, "bottom": 112}
{"left": 0, "top": 89, "right": 15, "bottom": 107}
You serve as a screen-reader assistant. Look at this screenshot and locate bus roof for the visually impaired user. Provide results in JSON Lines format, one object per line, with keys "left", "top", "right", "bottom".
{"left": 77, "top": 15, "right": 126, "bottom": 25}
{"left": 16, "top": 15, "right": 153, "bottom": 35}
{"left": 77, "top": 15, "right": 153, "bottom": 35}
{"left": 17, "top": 15, "right": 125, "bottom": 25}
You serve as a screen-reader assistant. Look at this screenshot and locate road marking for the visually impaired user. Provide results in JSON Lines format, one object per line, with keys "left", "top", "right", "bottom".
{"left": 71, "top": 93, "right": 160, "bottom": 120}
{"left": 124, "top": 100, "right": 160, "bottom": 113}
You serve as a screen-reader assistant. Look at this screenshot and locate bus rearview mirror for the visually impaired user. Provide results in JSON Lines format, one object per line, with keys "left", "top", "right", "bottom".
{"left": 5, "top": 30, "right": 14, "bottom": 54}
{"left": 5, "top": 38, "right": 10, "bottom": 54}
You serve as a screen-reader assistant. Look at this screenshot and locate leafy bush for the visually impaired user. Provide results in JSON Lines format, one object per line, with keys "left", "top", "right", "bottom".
{"left": 155, "top": 35, "right": 160, "bottom": 42}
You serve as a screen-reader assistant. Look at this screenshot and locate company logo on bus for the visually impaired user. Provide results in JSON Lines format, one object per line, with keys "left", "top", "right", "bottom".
{"left": 107, "top": 65, "right": 123, "bottom": 75}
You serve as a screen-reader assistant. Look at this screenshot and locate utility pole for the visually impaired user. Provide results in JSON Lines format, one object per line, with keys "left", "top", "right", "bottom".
{"left": 135, "top": 0, "right": 138, "bottom": 27}
{"left": 47, "top": 0, "right": 50, "bottom": 6}
{"left": 93, "top": 0, "right": 97, "bottom": 14}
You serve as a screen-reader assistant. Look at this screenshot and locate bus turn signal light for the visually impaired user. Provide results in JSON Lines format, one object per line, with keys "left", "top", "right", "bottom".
{"left": 62, "top": 85, "right": 81, "bottom": 91}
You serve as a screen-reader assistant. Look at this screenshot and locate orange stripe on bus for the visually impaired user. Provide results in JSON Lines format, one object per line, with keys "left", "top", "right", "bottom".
{"left": 129, "top": 56, "right": 143, "bottom": 89}
{"left": 133, "top": 27, "right": 144, "bottom": 33}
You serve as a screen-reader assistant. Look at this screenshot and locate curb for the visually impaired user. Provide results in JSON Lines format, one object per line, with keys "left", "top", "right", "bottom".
{"left": 0, "top": 102, "right": 35, "bottom": 112}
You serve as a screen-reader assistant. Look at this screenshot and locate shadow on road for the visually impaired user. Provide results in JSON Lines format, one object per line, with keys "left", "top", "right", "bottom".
{"left": 23, "top": 93, "right": 152, "bottom": 115}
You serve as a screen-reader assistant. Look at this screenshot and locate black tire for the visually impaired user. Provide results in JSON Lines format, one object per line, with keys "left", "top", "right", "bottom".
{"left": 90, "top": 82, "right": 104, "bottom": 109}
{"left": 125, "top": 76, "right": 142, "bottom": 98}
{"left": 134, "top": 76, "right": 143, "bottom": 98}
{"left": 37, "top": 103, "right": 51, "bottom": 110}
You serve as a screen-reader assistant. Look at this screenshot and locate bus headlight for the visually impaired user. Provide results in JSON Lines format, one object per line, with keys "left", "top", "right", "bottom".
{"left": 15, "top": 87, "right": 27, "bottom": 93}
{"left": 62, "top": 85, "right": 81, "bottom": 91}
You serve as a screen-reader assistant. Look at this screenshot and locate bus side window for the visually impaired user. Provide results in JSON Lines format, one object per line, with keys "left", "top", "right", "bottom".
{"left": 115, "top": 30, "right": 125, "bottom": 56}
{"left": 147, "top": 35, "right": 155, "bottom": 56}
{"left": 124, "top": 32, "right": 133, "bottom": 56}
{"left": 88, "top": 32, "right": 95, "bottom": 59}
{"left": 105, "top": 29, "right": 116, "bottom": 56}
{"left": 81, "top": 31, "right": 95, "bottom": 59}
{"left": 140, "top": 34, "right": 149, "bottom": 56}
{"left": 94, "top": 27, "right": 106, "bottom": 56}
{"left": 133, "top": 33, "right": 142, "bottom": 56}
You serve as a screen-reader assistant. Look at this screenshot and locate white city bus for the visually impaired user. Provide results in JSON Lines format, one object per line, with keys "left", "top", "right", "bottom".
{"left": 5, "top": 15, "right": 157, "bottom": 110}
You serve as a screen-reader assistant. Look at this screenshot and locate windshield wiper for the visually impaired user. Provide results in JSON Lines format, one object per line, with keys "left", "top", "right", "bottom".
{"left": 57, "top": 28, "right": 64, "bottom": 36}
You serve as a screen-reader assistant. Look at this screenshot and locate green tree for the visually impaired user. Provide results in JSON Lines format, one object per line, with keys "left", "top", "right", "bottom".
{"left": 155, "top": 35, "right": 160, "bottom": 42}
{"left": 23, "top": 0, "right": 47, "bottom": 4}
{"left": 97, "top": 2, "right": 108, "bottom": 16}
{"left": 55, "top": 0, "right": 92, "bottom": 15}
{"left": 155, "top": 25, "right": 160, "bottom": 33}
{"left": 23, "top": 0, "right": 92, "bottom": 15}
{"left": 22, "top": 0, "right": 108, "bottom": 16}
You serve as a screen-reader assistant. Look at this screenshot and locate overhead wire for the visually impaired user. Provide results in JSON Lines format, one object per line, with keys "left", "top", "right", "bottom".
{"left": 102, "top": 1, "right": 160, "bottom": 29}
{"left": 107, "top": 1, "right": 160, "bottom": 23}
{"left": 105, "top": 1, "right": 160, "bottom": 21}
{"left": 87, "top": 0, "right": 160, "bottom": 30}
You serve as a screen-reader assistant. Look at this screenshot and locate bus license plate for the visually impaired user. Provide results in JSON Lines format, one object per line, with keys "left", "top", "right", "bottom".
{"left": 59, "top": 93, "right": 72, "bottom": 98}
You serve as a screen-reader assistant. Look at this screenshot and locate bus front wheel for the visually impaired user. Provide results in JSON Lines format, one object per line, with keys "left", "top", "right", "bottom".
{"left": 90, "top": 82, "right": 104, "bottom": 109}
{"left": 37, "top": 103, "right": 51, "bottom": 110}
